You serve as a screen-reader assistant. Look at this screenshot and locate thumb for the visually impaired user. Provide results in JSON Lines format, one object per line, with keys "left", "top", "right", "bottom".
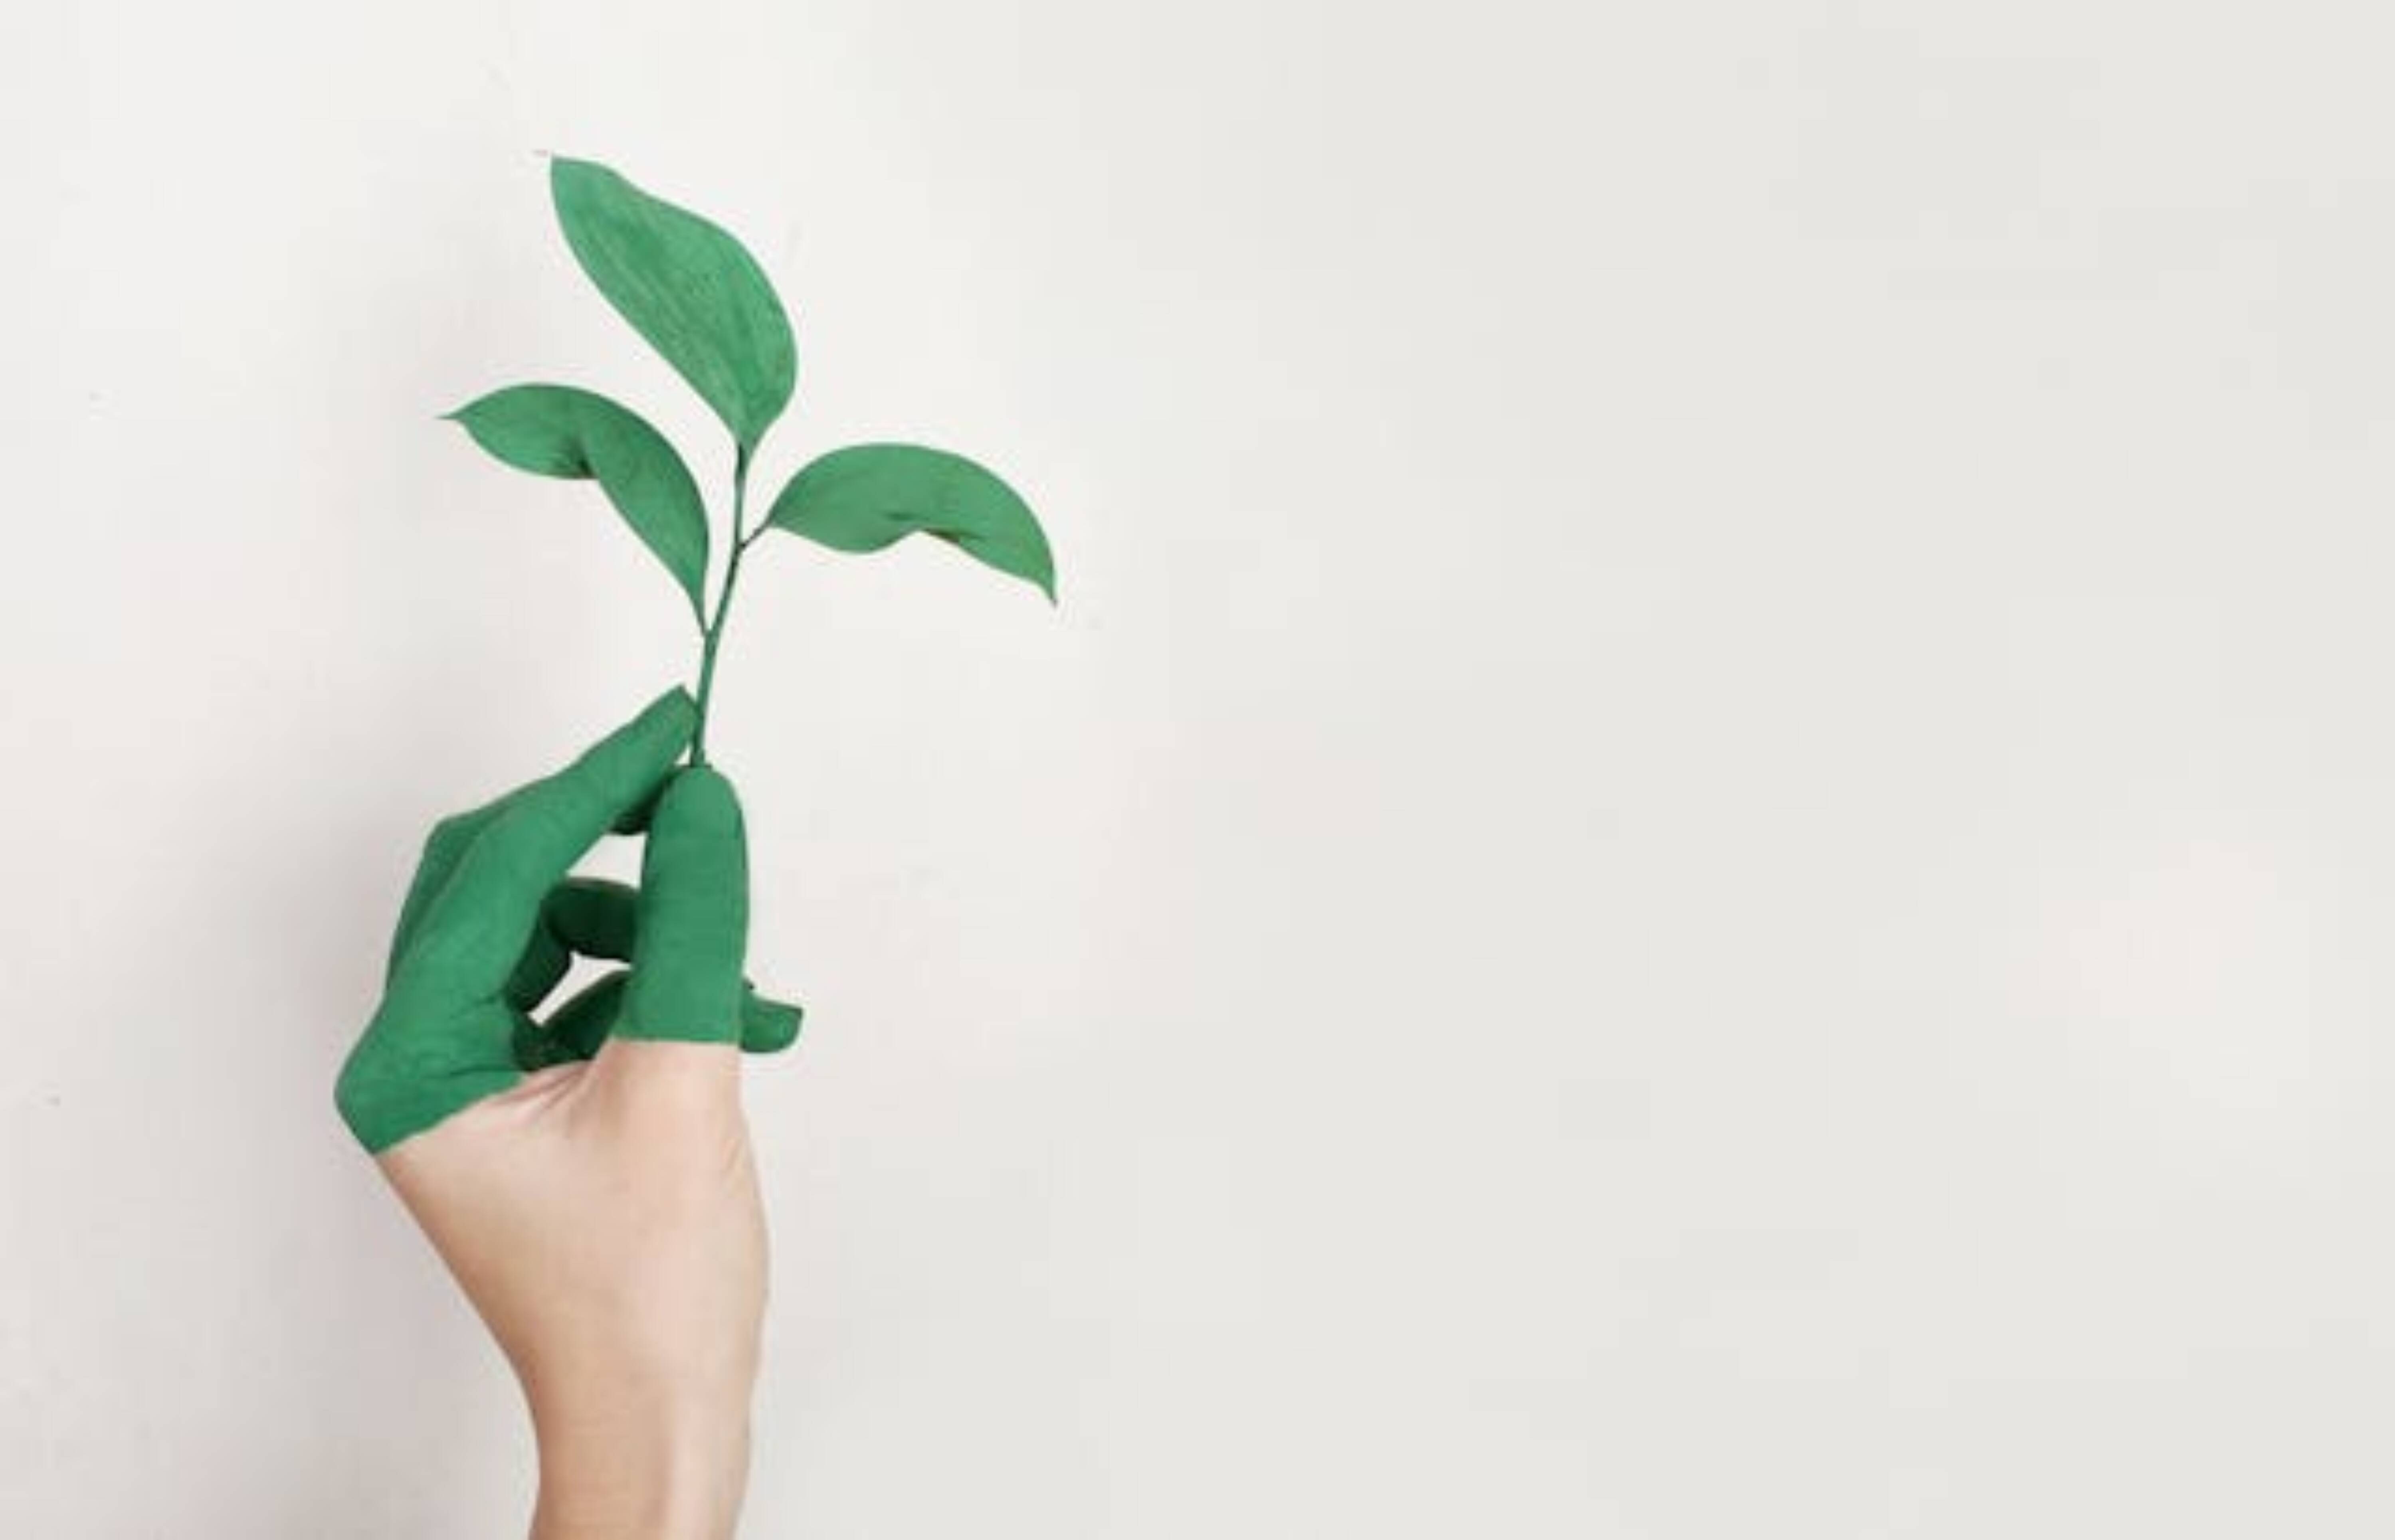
{"left": 616, "top": 766, "right": 750, "bottom": 1045}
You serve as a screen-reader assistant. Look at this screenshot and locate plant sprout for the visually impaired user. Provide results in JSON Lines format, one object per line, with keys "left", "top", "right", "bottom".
{"left": 440, "top": 153, "right": 1057, "bottom": 764}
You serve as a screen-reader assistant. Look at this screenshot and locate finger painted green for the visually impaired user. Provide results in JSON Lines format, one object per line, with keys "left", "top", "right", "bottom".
{"left": 334, "top": 688, "right": 697, "bottom": 1153}
{"left": 441, "top": 383, "right": 711, "bottom": 619}
{"left": 620, "top": 766, "right": 750, "bottom": 1042}
{"left": 764, "top": 441, "right": 1057, "bottom": 603}
{"left": 741, "top": 991, "right": 804, "bottom": 1053}
{"left": 503, "top": 877, "right": 804, "bottom": 1058}
{"left": 549, "top": 155, "right": 796, "bottom": 455}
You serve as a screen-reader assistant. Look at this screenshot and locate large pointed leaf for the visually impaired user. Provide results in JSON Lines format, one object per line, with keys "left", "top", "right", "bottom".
{"left": 762, "top": 443, "right": 1056, "bottom": 603}
{"left": 441, "top": 383, "right": 711, "bottom": 616}
{"left": 549, "top": 155, "right": 796, "bottom": 454}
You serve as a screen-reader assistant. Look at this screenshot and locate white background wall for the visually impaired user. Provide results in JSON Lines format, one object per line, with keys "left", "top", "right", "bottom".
{"left": 7, "top": 1, "right": 2395, "bottom": 1534}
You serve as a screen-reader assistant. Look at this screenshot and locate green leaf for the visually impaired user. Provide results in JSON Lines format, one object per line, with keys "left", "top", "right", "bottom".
{"left": 762, "top": 443, "right": 1057, "bottom": 604}
{"left": 548, "top": 155, "right": 796, "bottom": 454}
{"left": 441, "top": 384, "right": 711, "bottom": 617}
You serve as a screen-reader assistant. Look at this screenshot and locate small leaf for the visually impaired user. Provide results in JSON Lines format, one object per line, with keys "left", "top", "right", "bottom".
{"left": 549, "top": 155, "right": 796, "bottom": 453}
{"left": 762, "top": 443, "right": 1056, "bottom": 603}
{"left": 441, "top": 384, "right": 711, "bottom": 616}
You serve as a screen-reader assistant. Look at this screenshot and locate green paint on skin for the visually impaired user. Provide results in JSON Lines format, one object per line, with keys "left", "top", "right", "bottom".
{"left": 335, "top": 687, "right": 799, "bottom": 1153}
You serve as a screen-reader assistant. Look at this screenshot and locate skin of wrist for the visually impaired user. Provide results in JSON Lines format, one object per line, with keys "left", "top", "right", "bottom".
{"left": 528, "top": 1398, "right": 751, "bottom": 1540}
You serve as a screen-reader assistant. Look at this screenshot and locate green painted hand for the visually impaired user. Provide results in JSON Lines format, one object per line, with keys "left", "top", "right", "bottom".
{"left": 335, "top": 686, "right": 800, "bottom": 1153}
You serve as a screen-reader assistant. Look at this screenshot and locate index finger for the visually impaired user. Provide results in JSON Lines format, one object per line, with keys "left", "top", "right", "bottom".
{"left": 421, "top": 686, "right": 697, "bottom": 994}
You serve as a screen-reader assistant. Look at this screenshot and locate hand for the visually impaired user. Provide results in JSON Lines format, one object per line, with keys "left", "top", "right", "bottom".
{"left": 335, "top": 686, "right": 797, "bottom": 1540}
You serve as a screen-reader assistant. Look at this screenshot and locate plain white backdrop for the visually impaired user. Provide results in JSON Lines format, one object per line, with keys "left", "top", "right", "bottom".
{"left": 8, "top": 0, "right": 2395, "bottom": 1534}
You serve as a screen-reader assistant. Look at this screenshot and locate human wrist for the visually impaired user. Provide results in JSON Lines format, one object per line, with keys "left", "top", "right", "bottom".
{"left": 529, "top": 1397, "right": 750, "bottom": 1540}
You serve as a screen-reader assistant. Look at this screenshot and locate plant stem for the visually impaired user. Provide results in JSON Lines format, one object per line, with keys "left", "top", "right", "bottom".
{"left": 690, "top": 441, "right": 754, "bottom": 767}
